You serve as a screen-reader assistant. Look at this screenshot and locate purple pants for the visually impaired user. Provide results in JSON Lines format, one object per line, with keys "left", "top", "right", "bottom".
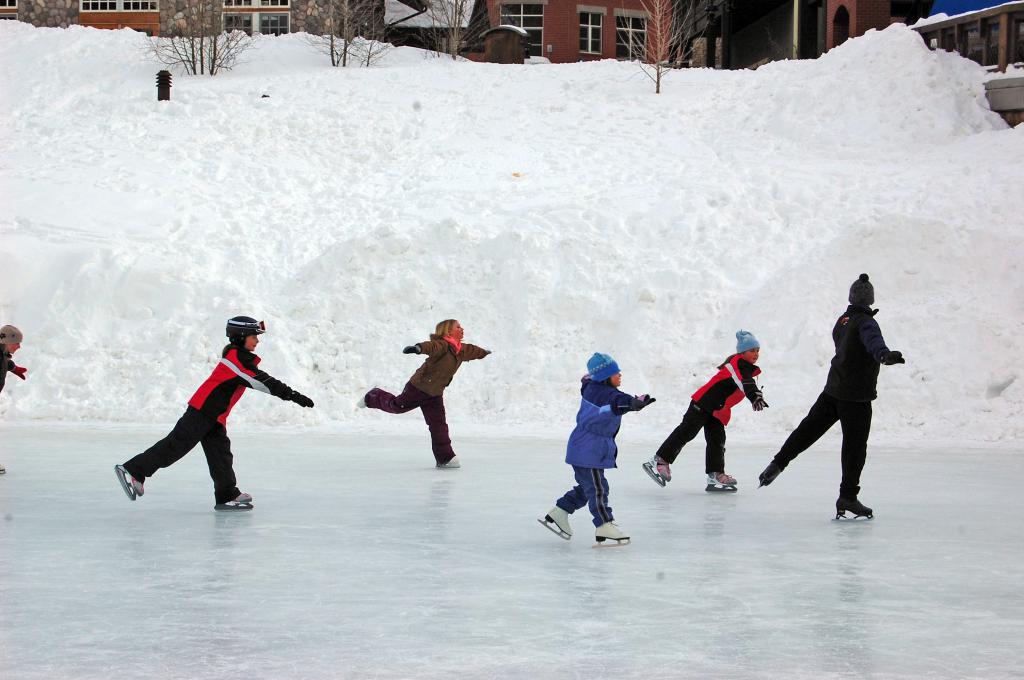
{"left": 363, "top": 382, "right": 456, "bottom": 465}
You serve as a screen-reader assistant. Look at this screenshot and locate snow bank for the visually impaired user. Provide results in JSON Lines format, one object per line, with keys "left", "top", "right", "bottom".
{"left": 1, "top": 22, "right": 1021, "bottom": 445}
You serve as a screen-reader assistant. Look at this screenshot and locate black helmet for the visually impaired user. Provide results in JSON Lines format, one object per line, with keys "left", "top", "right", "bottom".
{"left": 226, "top": 316, "right": 266, "bottom": 344}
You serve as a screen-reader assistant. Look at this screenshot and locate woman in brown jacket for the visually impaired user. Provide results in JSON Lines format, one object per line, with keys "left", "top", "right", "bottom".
{"left": 359, "top": 319, "right": 491, "bottom": 468}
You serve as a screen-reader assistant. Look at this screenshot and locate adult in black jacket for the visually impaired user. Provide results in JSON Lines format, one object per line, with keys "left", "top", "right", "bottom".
{"left": 758, "top": 274, "right": 905, "bottom": 518}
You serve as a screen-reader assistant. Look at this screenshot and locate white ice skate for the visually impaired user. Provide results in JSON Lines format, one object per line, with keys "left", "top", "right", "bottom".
{"left": 215, "top": 492, "right": 253, "bottom": 512}
{"left": 0, "top": 463, "right": 5, "bottom": 475}
{"left": 595, "top": 522, "right": 630, "bottom": 546}
{"left": 537, "top": 506, "right": 572, "bottom": 540}
{"left": 436, "top": 456, "right": 461, "bottom": 469}
{"left": 706, "top": 472, "right": 738, "bottom": 493}
{"left": 356, "top": 396, "right": 367, "bottom": 408}
{"left": 114, "top": 464, "right": 144, "bottom": 500}
{"left": 642, "top": 455, "right": 671, "bottom": 487}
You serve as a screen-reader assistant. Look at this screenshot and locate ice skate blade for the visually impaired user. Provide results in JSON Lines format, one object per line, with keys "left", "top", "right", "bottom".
{"left": 705, "top": 484, "right": 738, "bottom": 493}
{"left": 537, "top": 518, "right": 571, "bottom": 540}
{"left": 833, "top": 512, "right": 873, "bottom": 521}
{"left": 641, "top": 462, "right": 667, "bottom": 487}
{"left": 594, "top": 537, "right": 630, "bottom": 547}
{"left": 114, "top": 465, "right": 137, "bottom": 501}
{"left": 215, "top": 502, "right": 253, "bottom": 512}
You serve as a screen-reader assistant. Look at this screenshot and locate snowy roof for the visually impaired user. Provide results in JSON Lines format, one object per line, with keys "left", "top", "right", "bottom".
{"left": 483, "top": 24, "right": 528, "bottom": 37}
{"left": 913, "top": 0, "right": 1024, "bottom": 27}
{"left": 385, "top": 0, "right": 476, "bottom": 29}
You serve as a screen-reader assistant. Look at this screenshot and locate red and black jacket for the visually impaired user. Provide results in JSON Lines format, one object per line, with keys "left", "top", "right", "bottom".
{"left": 690, "top": 354, "right": 762, "bottom": 426}
{"left": 188, "top": 345, "right": 298, "bottom": 424}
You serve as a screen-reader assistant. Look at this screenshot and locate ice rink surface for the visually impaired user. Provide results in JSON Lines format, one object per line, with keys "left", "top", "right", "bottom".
{"left": 1, "top": 425, "right": 1021, "bottom": 680}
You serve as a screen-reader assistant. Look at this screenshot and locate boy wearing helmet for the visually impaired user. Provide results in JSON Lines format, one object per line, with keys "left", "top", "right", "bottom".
{"left": 114, "top": 316, "right": 315, "bottom": 511}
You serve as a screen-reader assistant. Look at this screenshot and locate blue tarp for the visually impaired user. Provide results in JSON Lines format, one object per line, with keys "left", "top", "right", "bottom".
{"left": 929, "top": 0, "right": 1009, "bottom": 17}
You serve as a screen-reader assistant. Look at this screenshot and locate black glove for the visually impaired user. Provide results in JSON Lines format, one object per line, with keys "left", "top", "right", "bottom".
{"left": 291, "top": 392, "right": 315, "bottom": 408}
{"left": 752, "top": 393, "right": 769, "bottom": 411}
{"left": 630, "top": 394, "right": 656, "bottom": 411}
{"left": 402, "top": 345, "right": 421, "bottom": 355}
{"left": 882, "top": 350, "right": 905, "bottom": 365}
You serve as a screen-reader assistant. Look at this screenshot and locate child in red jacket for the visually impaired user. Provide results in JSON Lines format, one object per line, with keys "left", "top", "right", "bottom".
{"left": 115, "top": 316, "right": 314, "bottom": 511}
{"left": 643, "top": 330, "right": 768, "bottom": 492}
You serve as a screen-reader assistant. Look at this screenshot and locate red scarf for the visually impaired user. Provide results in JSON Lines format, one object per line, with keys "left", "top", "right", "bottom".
{"left": 443, "top": 336, "right": 462, "bottom": 353}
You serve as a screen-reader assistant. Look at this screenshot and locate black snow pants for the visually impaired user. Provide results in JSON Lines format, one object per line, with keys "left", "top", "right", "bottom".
{"left": 123, "top": 407, "right": 241, "bottom": 504}
{"left": 654, "top": 401, "right": 727, "bottom": 474}
{"left": 772, "top": 392, "right": 872, "bottom": 500}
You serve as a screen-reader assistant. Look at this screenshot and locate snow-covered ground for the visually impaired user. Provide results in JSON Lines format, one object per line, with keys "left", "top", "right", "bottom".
{"left": 1, "top": 426, "right": 1022, "bottom": 679}
{"left": 1, "top": 22, "right": 1022, "bottom": 445}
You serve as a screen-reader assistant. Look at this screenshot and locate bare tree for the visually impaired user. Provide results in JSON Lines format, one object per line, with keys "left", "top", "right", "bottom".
{"left": 308, "top": 0, "right": 391, "bottom": 67}
{"left": 425, "top": 0, "right": 489, "bottom": 60}
{"left": 624, "top": 0, "right": 706, "bottom": 93}
{"left": 149, "top": 0, "right": 252, "bottom": 76}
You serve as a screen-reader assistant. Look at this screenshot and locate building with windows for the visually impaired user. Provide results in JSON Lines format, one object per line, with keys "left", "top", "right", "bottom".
{"left": 1, "top": 0, "right": 419, "bottom": 36}
{"left": 913, "top": 0, "right": 1024, "bottom": 71}
{"left": 477, "top": 0, "right": 653, "bottom": 62}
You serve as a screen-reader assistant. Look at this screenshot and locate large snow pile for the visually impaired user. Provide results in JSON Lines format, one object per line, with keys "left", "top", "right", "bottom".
{"left": 1, "top": 22, "right": 1021, "bottom": 444}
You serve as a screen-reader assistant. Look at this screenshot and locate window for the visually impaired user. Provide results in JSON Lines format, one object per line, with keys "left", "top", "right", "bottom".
{"left": 223, "top": 0, "right": 253, "bottom": 5}
{"left": 941, "top": 28, "right": 956, "bottom": 52}
{"left": 964, "top": 24, "right": 982, "bottom": 64}
{"left": 223, "top": 12, "right": 252, "bottom": 34}
{"left": 1015, "top": 17, "right": 1024, "bottom": 63}
{"left": 615, "top": 15, "right": 645, "bottom": 60}
{"left": 81, "top": 0, "right": 156, "bottom": 9}
{"left": 259, "top": 12, "right": 288, "bottom": 35}
{"left": 579, "top": 12, "right": 601, "bottom": 54}
{"left": 0, "top": 0, "right": 16, "bottom": 7}
{"left": 500, "top": 4, "right": 543, "bottom": 58}
{"left": 984, "top": 21, "right": 999, "bottom": 66}
{"left": 223, "top": 9, "right": 288, "bottom": 34}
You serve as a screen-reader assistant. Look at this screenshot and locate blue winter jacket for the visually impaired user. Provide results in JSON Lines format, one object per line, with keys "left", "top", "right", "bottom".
{"left": 565, "top": 377, "right": 636, "bottom": 469}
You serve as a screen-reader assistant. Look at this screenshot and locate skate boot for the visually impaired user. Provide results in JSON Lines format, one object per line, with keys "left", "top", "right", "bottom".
{"left": 758, "top": 461, "right": 783, "bottom": 487}
{"left": 641, "top": 455, "right": 672, "bottom": 487}
{"left": 215, "top": 492, "right": 254, "bottom": 512}
{"left": 436, "top": 456, "right": 461, "bottom": 469}
{"left": 114, "top": 464, "right": 144, "bottom": 500}
{"left": 537, "top": 506, "right": 572, "bottom": 540}
{"left": 595, "top": 522, "right": 630, "bottom": 546}
{"left": 0, "top": 463, "right": 5, "bottom": 475}
{"left": 705, "top": 472, "right": 738, "bottom": 493}
{"left": 356, "top": 396, "right": 367, "bottom": 408}
{"left": 835, "top": 496, "right": 873, "bottom": 520}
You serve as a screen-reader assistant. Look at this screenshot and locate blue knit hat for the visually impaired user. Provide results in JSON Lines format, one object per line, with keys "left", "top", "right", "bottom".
{"left": 736, "top": 330, "right": 760, "bottom": 353}
{"left": 587, "top": 353, "right": 620, "bottom": 382}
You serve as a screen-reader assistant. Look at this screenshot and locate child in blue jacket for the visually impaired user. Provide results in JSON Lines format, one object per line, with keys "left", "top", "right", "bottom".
{"left": 538, "top": 353, "right": 656, "bottom": 545}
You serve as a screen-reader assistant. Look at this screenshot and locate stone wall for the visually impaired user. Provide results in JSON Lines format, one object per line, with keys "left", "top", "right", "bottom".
{"left": 20, "top": 0, "right": 79, "bottom": 28}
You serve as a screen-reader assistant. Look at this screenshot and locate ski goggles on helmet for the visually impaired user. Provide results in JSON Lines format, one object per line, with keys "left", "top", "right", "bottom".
{"left": 226, "top": 316, "right": 266, "bottom": 338}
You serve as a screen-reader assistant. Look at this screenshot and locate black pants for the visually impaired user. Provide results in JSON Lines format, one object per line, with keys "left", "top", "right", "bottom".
{"left": 654, "top": 402, "right": 727, "bottom": 474}
{"left": 123, "top": 407, "right": 241, "bottom": 504}
{"left": 772, "top": 392, "right": 872, "bottom": 499}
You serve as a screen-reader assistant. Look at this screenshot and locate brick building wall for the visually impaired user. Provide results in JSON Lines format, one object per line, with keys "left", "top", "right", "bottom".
{"left": 825, "top": 0, "right": 892, "bottom": 49}
{"left": 483, "top": 0, "right": 651, "bottom": 63}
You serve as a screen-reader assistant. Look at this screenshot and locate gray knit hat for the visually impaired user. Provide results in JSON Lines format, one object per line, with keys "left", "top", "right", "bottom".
{"left": 848, "top": 274, "right": 875, "bottom": 307}
{"left": 0, "top": 325, "right": 23, "bottom": 344}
